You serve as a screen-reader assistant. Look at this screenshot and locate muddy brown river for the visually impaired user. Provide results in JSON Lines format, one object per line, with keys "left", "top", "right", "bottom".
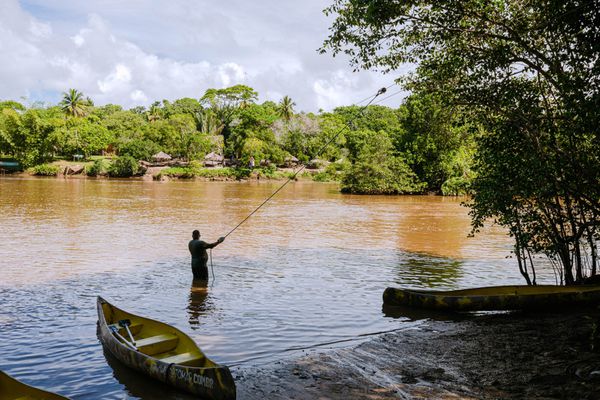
{"left": 0, "top": 176, "right": 559, "bottom": 398}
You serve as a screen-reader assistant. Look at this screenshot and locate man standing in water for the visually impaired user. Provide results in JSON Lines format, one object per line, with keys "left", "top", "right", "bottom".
{"left": 189, "top": 230, "right": 225, "bottom": 280}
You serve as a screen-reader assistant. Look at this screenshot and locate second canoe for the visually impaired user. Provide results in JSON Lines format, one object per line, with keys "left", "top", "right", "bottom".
{"left": 383, "top": 285, "right": 600, "bottom": 311}
{"left": 0, "top": 370, "right": 69, "bottom": 400}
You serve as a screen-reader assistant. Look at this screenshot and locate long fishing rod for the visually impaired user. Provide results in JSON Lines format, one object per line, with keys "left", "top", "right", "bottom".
{"left": 222, "top": 86, "right": 389, "bottom": 240}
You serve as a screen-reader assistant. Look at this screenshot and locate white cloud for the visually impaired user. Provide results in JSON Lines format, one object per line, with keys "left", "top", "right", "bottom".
{"left": 130, "top": 89, "right": 147, "bottom": 103}
{"left": 28, "top": 19, "right": 51, "bottom": 39}
{"left": 0, "top": 0, "right": 408, "bottom": 111}
{"left": 71, "top": 33, "right": 84, "bottom": 47}
{"left": 98, "top": 64, "right": 132, "bottom": 93}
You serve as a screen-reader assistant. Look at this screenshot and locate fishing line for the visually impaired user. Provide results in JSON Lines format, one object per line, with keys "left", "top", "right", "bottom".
{"left": 209, "top": 248, "right": 215, "bottom": 282}
{"left": 222, "top": 86, "right": 389, "bottom": 239}
{"left": 353, "top": 82, "right": 398, "bottom": 106}
{"left": 371, "top": 88, "right": 405, "bottom": 106}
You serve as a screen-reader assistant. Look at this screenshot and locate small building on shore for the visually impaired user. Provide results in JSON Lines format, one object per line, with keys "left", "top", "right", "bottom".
{"left": 204, "top": 152, "right": 224, "bottom": 167}
{"left": 152, "top": 151, "right": 172, "bottom": 163}
{"left": 281, "top": 156, "right": 300, "bottom": 168}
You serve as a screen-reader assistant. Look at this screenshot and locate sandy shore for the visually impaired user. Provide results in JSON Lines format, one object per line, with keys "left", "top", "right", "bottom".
{"left": 234, "top": 307, "right": 600, "bottom": 399}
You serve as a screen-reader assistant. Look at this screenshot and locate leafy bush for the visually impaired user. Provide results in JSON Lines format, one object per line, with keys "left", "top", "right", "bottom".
{"left": 117, "top": 139, "right": 160, "bottom": 161}
{"left": 30, "top": 164, "right": 60, "bottom": 176}
{"left": 341, "top": 157, "right": 425, "bottom": 194}
{"left": 158, "top": 166, "right": 239, "bottom": 179}
{"left": 108, "top": 155, "right": 139, "bottom": 177}
{"left": 255, "top": 165, "right": 291, "bottom": 179}
{"left": 86, "top": 159, "right": 108, "bottom": 176}
{"left": 232, "top": 167, "right": 252, "bottom": 179}
{"left": 159, "top": 166, "right": 196, "bottom": 179}
{"left": 312, "top": 160, "right": 350, "bottom": 182}
{"left": 441, "top": 176, "right": 472, "bottom": 196}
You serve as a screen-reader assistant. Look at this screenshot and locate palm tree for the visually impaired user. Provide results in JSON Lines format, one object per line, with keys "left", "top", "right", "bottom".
{"left": 146, "top": 101, "right": 163, "bottom": 122}
{"left": 278, "top": 95, "right": 296, "bottom": 122}
{"left": 60, "top": 89, "right": 88, "bottom": 118}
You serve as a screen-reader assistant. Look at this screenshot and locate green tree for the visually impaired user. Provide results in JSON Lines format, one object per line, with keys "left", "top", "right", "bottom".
{"left": 278, "top": 96, "right": 296, "bottom": 122}
{"left": 91, "top": 104, "right": 123, "bottom": 120}
{"left": 196, "top": 108, "right": 222, "bottom": 136}
{"left": 60, "top": 89, "right": 89, "bottom": 118}
{"left": 0, "top": 108, "right": 61, "bottom": 167}
{"left": 0, "top": 101, "right": 26, "bottom": 112}
{"left": 200, "top": 85, "right": 258, "bottom": 154}
{"left": 396, "top": 93, "right": 474, "bottom": 192}
{"left": 341, "top": 130, "right": 424, "bottom": 194}
{"left": 166, "top": 98, "right": 203, "bottom": 118}
{"left": 146, "top": 101, "right": 163, "bottom": 123}
{"left": 61, "top": 118, "right": 113, "bottom": 158}
{"left": 273, "top": 113, "right": 321, "bottom": 162}
{"left": 167, "top": 113, "right": 206, "bottom": 160}
{"left": 108, "top": 155, "right": 139, "bottom": 177}
{"left": 322, "top": 0, "right": 600, "bottom": 284}
{"left": 228, "top": 102, "right": 279, "bottom": 160}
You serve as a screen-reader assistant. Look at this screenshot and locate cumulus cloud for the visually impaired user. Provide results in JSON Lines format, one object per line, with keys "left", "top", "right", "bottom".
{"left": 0, "top": 0, "right": 408, "bottom": 111}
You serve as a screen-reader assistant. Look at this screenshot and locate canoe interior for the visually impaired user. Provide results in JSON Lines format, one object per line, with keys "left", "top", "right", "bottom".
{"left": 408, "top": 285, "right": 600, "bottom": 297}
{"left": 0, "top": 370, "right": 69, "bottom": 400}
{"left": 99, "top": 299, "right": 217, "bottom": 369}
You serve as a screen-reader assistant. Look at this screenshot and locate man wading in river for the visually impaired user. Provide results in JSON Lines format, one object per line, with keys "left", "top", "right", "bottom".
{"left": 189, "top": 230, "right": 225, "bottom": 280}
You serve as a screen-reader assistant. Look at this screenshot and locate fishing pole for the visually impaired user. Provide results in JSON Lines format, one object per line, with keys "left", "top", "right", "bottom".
{"left": 209, "top": 248, "right": 215, "bottom": 283}
{"left": 221, "top": 86, "right": 389, "bottom": 240}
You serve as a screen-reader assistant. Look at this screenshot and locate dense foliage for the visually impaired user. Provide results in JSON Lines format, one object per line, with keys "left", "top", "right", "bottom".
{"left": 322, "top": 0, "right": 600, "bottom": 284}
{"left": 0, "top": 87, "right": 474, "bottom": 195}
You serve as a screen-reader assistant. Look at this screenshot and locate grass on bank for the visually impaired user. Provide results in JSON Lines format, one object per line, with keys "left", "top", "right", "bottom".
{"left": 23, "top": 157, "right": 340, "bottom": 183}
{"left": 157, "top": 164, "right": 301, "bottom": 180}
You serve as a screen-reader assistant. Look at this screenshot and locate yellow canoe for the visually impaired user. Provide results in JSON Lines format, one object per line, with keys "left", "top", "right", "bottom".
{"left": 0, "top": 370, "right": 69, "bottom": 400}
{"left": 383, "top": 285, "right": 600, "bottom": 311}
{"left": 96, "top": 297, "right": 236, "bottom": 399}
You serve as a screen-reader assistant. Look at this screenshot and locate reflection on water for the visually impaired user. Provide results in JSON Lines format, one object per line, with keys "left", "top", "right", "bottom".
{"left": 0, "top": 177, "right": 558, "bottom": 399}
{"left": 398, "top": 256, "right": 464, "bottom": 288}
{"left": 381, "top": 304, "right": 466, "bottom": 322}
{"left": 188, "top": 279, "right": 210, "bottom": 328}
{"left": 103, "top": 349, "right": 195, "bottom": 400}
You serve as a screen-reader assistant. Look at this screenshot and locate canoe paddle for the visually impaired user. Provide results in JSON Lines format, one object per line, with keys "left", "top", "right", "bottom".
{"left": 118, "top": 319, "right": 136, "bottom": 346}
{"left": 109, "top": 325, "right": 137, "bottom": 351}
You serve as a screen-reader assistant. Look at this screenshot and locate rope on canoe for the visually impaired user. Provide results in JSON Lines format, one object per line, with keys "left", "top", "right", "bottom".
{"left": 222, "top": 86, "right": 390, "bottom": 239}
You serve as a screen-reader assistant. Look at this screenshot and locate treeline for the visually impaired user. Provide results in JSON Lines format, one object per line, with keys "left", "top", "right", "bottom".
{"left": 0, "top": 85, "right": 474, "bottom": 195}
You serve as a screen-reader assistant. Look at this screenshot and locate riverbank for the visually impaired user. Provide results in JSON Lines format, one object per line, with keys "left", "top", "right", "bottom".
{"left": 7, "top": 159, "right": 329, "bottom": 182}
{"left": 235, "top": 307, "right": 600, "bottom": 399}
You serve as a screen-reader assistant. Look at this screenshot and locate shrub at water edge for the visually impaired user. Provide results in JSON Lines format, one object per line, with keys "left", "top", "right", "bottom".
{"left": 30, "top": 164, "right": 60, "bottom": 176}
{"left": 107, "top": 155, "right": 139, "bottom": 177}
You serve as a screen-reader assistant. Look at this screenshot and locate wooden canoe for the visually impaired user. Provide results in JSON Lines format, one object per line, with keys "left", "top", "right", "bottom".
{"left": 96, "top": 297, "right": 236, "bottom": 400}
{"left": 0, "top": 370, "right": 69, "bottom": 400}
{"left": 383, "top": 285, "right": 600, "bottom": 311}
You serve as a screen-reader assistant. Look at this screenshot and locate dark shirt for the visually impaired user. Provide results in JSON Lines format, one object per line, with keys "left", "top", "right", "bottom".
{"left": 189, "top": 239, "right": 211, "bottom": 264}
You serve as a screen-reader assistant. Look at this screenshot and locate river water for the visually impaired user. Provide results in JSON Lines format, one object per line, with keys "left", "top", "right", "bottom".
{"left": 0, "top": 177, "right": 557, "bottom": 399}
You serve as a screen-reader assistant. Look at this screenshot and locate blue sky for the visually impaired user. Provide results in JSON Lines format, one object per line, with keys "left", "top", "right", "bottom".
{"left": 1, "top": 0, "right": 408, "bottom": 111}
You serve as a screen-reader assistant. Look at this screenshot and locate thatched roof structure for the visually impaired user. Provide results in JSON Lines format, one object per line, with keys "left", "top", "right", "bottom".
{"left": 204, "top": 152, "right": 224, "bottom": 162}
{"left": 152, "top": 151, "right": 172, "bottom": 161}
{"left": 204, "top": 152, "right": 224, "bottom": 167}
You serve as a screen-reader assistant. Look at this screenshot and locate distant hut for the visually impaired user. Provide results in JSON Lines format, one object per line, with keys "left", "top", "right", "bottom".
{"left": 283, "top": 156, "right": 299, "bottom": 168}
{"left": 204, "top": 152, "right": 224, "bottom": 167}
{"left": 152, "top": 151, "right": 172, "bottom": 163}
{"left": 306, "top": 158, "right": 328, "bottom": 169}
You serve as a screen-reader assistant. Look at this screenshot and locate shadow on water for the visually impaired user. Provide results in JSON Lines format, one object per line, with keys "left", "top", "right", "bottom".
{"left": 102, "top": 349, "right": 196, "bottom": 400}
{"left": 187, "top": 279, "right": 211, "bottom": 329}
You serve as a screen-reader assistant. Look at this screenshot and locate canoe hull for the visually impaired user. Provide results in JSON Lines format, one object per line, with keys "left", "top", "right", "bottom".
{"left": 0, "top": 371, "right": 69, "bottom": 400}
{"left": 97, "top": 297, "right": 235, "bottom": 400}
{"left": 383, "top": 285, "right": 600, "bottom": 311}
